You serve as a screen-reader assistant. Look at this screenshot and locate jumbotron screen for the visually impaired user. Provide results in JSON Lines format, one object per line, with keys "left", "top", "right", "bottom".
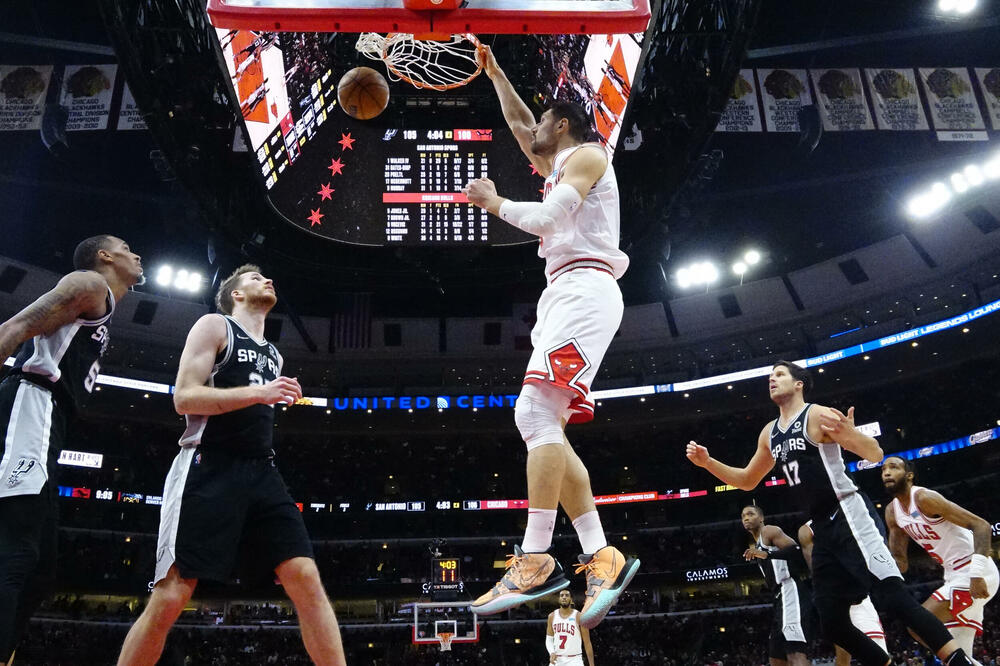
{"left": 213, "top": 30, "right": 644, "bottom": 246}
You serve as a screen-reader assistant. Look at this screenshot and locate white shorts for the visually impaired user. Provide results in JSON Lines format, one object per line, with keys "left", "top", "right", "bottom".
{"left": 849, "top": 596, "right": 886, "bottom": 648}
{"left": 930, "top": 557, "right": 1000, "bottom": 634}
{"left": 553, "top": 655, "right": 584, "bottom": 666}
{"left": 523, "top": 268, "right": 623, "bottom": 424}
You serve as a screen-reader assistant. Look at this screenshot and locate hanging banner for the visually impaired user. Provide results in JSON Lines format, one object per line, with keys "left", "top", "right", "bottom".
{"left": 0, "top": 65, "right": 53, "bottom": 131}
{"left": 810, "top": 68, "right": 874, "bottom": 131}
{"left": 117, "top": 83, "right": 147, "bottom": 130}
{"left": 864, "top": 68, "right": 929, "bottom": 131}
{"left": 758, "top": 69, "right": 812, "bottom": 133}
{"left": 918, "top": 67, "right": 987, "bottom": 141}
{"left": 61, "top": 64, "right": 117, "bottom": 131}
{"left": 716, "top": 69, "right": 763, "bottom": 132}
{"left": 974, "top": 67, "right": 1000, "bottom": 131}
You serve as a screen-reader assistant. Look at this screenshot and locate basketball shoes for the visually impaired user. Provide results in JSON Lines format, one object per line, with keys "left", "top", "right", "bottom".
{"left": 469, "top": 545, "right": 570, "bottom": 615}
{"left": 575, "top": 545, "right": 640, "bottom": 628}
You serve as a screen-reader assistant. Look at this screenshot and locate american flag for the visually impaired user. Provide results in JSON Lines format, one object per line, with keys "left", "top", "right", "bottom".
{"left": 330, "top": 293, "right": 372, "bottom": 350}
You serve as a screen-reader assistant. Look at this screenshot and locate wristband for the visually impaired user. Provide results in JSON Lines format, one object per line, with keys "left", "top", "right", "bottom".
{"left": 545, "top": 635, "right": 554, "bottom": 655}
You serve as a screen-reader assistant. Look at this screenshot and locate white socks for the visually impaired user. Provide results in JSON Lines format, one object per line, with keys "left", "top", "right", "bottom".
{"left": 522, "top": 508, "right": 557, "bottom": 552}
{"left": 572, "top": 510, "right": 608, "bottom": 555}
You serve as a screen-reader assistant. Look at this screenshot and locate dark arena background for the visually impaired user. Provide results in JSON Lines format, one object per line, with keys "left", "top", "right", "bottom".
{"left": 2, "top": 0, "right": 1000, "bottom": 664}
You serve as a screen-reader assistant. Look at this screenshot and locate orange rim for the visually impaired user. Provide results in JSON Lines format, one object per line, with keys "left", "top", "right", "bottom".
{"left": 383, "top": 33, "right": 484, "bottom": 91}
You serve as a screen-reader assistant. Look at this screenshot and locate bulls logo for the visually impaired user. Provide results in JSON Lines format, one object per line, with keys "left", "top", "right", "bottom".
{"left": 543, "top": 339, "right": 591, "bottom": 397}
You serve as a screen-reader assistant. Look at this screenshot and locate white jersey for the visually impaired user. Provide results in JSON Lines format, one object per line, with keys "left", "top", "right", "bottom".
{"left": 891, "top": 485, "right": 974, "bottom": 573}
{"left": 539, "top": 144, "right": 629, "bottom": 283}
{"left": 551, "top": 609, "right": 583, "bottom": 657}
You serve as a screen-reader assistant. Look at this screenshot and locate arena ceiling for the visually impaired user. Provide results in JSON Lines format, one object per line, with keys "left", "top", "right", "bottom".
{"left": 1, "top": 1, "right": 998, "bottom": 318}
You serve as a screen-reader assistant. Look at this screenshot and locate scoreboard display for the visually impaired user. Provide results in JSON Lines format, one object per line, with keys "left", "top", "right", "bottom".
{"left": 433, "top": 557, "right": 461, "bottom": 584}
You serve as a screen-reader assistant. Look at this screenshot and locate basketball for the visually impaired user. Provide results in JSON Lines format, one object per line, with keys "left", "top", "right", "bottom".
{"left": 337, "top": 66, "right": 390, "bottom": 120}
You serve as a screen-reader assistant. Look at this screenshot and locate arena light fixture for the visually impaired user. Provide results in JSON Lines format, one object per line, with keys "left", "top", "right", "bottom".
{"left": 906, "top": 150, "right": 999, "bottom": 220}
{"left": 154, "top": 264, "right": 203, "bottom": 293}
{"left": 744, "top": 250, "right": 761, "bottom": 265}
{"left": 676, "top": 261, "right": 719, "bottom": 289}
{"left": 732, "top": 261, "right": 748, "bottom": 276}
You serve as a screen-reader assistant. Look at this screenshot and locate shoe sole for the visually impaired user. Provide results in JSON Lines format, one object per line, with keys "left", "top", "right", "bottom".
{"left": 578, "top": 557, "right": 640, "bottom": 629}
{"left": 468, "top": 575, "right": 570, "bottom": 616}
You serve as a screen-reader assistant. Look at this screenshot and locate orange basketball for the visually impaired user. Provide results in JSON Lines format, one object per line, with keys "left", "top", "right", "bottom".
{"left": 337, "top": 67, "right": 389, "bottom": 120}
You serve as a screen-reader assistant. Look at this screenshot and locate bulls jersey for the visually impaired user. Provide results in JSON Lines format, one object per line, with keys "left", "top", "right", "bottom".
{"left": 539, "top": 143, "right": 629, "bottom": 282}
{"left": 178, "top": 315, "right": 282, "bottom": 456}
{"left": 891, "top": 485, "right": 975, "bottom": 572}
{"left": 11, "top": 279, "right": 115, "bottom": 409}
{"left": 770, "top": 404, "right": 859, "bottom": 521}
{"left": 551, "top": 609, "right": 582, "bottom": 657}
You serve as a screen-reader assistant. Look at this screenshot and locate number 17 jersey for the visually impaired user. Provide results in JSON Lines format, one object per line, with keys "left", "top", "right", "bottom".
{"left": 178, "top": 315, "right": 283, "bottom": 456}
{"left": 770, "top": 404, "right": 859, "bottom": 521}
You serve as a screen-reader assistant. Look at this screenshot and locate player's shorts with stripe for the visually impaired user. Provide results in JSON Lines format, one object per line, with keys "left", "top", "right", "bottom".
{"left": 523, "top": 266, "right": 623, "bottom": 424}
{"left": 811, "top": 491, "right": 901, "bottom": 603}
{"left": 850, "top": 596, "right": 886, "bottom": 646}
{"left": 930, "top": 556, "right": 999, "bottom": 635}
{"left": 154, "top": 446, "right": 313, "bottom": 585}
{"left": 553, "top": 655, "right": 585, "bottom": 666}
{"left": 768, "top": 578, "right": 813, "bottom": 659}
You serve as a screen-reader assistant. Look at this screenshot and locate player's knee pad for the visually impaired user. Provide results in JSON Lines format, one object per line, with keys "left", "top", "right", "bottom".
{"left": 515, "top": 383, "right": 571, "bottom": 451}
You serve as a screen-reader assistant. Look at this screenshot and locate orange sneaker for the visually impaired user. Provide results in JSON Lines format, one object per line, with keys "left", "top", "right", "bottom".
{"left": 469, "top": 545, "right": 570, "bottom": 615}
{"left": 575, "top": 545, "right": 640, "bottom": 629}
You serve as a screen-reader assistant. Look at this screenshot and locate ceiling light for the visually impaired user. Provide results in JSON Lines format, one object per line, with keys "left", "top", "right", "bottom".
{"left": 744, "top": 250, "right": 761, "bottom": 265}
{"left": 950, "top": 172, "right": 969, "bottom": 193}
{"left": 963, "top": 165, "right": 984, "bottom": 187}
{"left": 732, "top": 261, "right": 747, "bottom": 275}
{"left": 938, "top": 0, "right": 956, "bottom": 9}
{"left": 173, "top": 269, "right": 189, "bottom": 290}
{"left": 984, "top": 155, "right": 1000, "bottom": 180}
{"left": 955, "top": 0, "right": 976, "bottom": 13}
{"left": 155, "top": 265, "right": 173, "bottom": 286}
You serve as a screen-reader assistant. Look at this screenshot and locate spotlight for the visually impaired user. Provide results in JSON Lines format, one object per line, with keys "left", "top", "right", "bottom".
{"left": 155, "top": 265, "right": 173, "bottom": 286}
{"left": 950, "top": 172, "right": 969, "bottom": 193}
{"left": 985, "top": 155, "right": 1000, "bottom": 180}
{"left": 173, "top": 269, "right": 189, "bottom": 290}
{"left": 938, "top": 0, "right": 956, "bottom": 9}
{"left": 955, "top": 0, "right": 976, "bottom": 13}
{"left": 744, "top": 250, "right": 761, "bottom": 265}
{"left": 732, "top": 261, "right": 747, "bottom": 276}
{"left": 187, "top": 272, "right": 203, "bottom": 293}
{"left": 963, "top": 165, "right": 984, "bottom": 187}
{"left": 677, "top": 267, "right": 692, "bottom": 289}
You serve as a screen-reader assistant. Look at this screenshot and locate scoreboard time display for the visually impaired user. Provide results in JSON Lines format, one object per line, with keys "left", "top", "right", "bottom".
{"left": 433, "top": 557, "right": 461, "bottom": 584}
{"left": 264, "top": 124, "right": 540, "bottom": 247}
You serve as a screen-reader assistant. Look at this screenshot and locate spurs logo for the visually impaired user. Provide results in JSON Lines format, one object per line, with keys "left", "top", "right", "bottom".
{"left": 6, "top": 458, "right": 36, "bottom": 487}
{"left": 255, "top": 355, "right": 268, "bottom": 373}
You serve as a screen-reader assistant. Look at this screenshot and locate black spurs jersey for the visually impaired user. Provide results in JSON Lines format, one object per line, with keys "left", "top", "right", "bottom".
{"left": 11, "top": 278, "right": 115, "bottom": 409}
{"left": 756, "top": 537, "right": 793, "bottom": 592}
{"left": 769, "top": 404, "right": 858, "bottom": 521}
{"left": 178, "top": 315, "right": 283, "bottom": 456}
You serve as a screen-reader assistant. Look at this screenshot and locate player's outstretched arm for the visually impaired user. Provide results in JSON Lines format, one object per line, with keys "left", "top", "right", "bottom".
{"left": 813, "top": 405, "right": 883, "bottom": 463}
{"left": 173, "top": 314, "right": 302, "bottom": 416}
{"left": 884, "top": 502, "right": 910, "bottom": 574}
{"left": 476, "top": 45, "right": 551, "bottom": 175}
{"left": 0, "top": 270, "right": 108, "bottom": 362}
{"left": 914, "top": 487, "right": 994, "bottom": 597}
{"left": 581, "top": 624, "right": 594, "bottom": 666}
{"left": 686, "top": 423, "right": 775, "bottom": 491}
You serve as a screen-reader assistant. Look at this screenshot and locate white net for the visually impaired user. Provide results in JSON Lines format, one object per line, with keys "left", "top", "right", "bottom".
{"left": 355, "top": 33, "right": 483, "bottom": 91}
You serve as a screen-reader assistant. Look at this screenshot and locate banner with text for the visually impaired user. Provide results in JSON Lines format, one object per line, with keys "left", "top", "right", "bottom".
{"left": 974, "top": 67, "right": 1000, "bottom": 131}
{"left": 864, "top": 68, "right": 929, "bottom": 131}
{"left": 716, "top": 69, "right": 763, "bottom": 132}
{"left": 61, "top": 64, "right": 117, "bottom": 131}
{"left": 810, "top": 68, "right": 874, "bottom": 131}
{"left": 759, "top": 68, "right": 812, "bottom": 132}
{"left": 117, "top": 83, "right": 147, "bottom": 130}
{"left": 918, "top": 67, "right": 987, "bottom": 141}
{"left": 0, "top": 65, "right": 53, "bottom": 131}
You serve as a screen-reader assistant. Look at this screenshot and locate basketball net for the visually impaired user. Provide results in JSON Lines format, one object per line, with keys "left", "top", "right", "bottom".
{"left": 355, "top": 33, "right": 483, "bottom": 91}
{"left": 436, "top": 631, "right": 454, "bottom": 652}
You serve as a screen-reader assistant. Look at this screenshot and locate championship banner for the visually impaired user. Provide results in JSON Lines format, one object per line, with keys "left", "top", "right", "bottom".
{"left": 758, "top": 68, "right": 812, "bottom": 132}
{"left": 865, "top": 68, "right": 929, "bottom": 131}
{"left": 974, "top": 67, "right": 1000, "bottom": 131}
{"left": 61, "top": 64, "right": 117, "bottom": 131}
{"left": 117, "top": 83, "right": 147, "bottom": 130}
{"left": 716, "top": 69, "right": 763, "bottom": 132}
{"left": 0, "top": 65, "right": 53, "bottom": 131}
{"left": 918, "top": 67, "right": 987, "bottom": 141}
{"left": 810, "top": 68, "right": 874, "bottom": 131}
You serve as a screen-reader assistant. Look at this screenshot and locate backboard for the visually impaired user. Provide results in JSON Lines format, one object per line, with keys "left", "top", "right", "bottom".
{"left": 206, "top": 0, "right": 651, "bottom": 35}
{"left": 411, "top": 601, "right": 479, "bottom": 647}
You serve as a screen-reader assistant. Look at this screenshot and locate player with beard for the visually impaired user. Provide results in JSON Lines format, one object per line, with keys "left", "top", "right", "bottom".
{"left": 547, "top": 590, "right": 593, "bottom": 666}
{"left": 686, "top": 361, "right": 975, "bottom": 666}
{"left": 117, "top": 265, "right": 345, "bottom": 666}
{"left": 740, "top": 505, "right": 813, "bottom": 666}
{"left": 883, "top": 456, "right": 997, "bottom": 662}
{"left": 463, "top": 46, "right": 638, "bottom": 629}
{"left": 0, "top": 235, "right": 142, "bottom": 665}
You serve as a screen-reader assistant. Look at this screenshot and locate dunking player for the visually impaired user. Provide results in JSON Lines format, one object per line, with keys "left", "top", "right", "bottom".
{"left": 883, "top": 456, "right": 998, "bottom": 660}
{"left": 546, "top": 590, "right": 594, "bottom": 666}
{"left": 0, "top": 236, "right": 142, "bottom": 665}
{"left": 463, "top": 46, "right": 639, "bottom": 629}
{"left": 117, "top": 265, "right": 345, "bottom": 666}
{"left": 797, "top": 521, "right": 887, "bottom": 665}
{"left": 739, "top": 505, "right": 813, "bottom": 666}
{"left": 686, "top": 361, "right": 976, "bottom": 665}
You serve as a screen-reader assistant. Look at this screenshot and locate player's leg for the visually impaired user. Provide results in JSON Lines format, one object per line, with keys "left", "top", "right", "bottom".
{"left": 471, "top": 381, "right": 571, "bottom": 614}
{"left": 117, "top": 565, "right": 197, "bottom": 666}
{"left": 560, "top": 435, "right": 602, "bottom": 550}
{"left": 0, "top": 494, "right": 44, "bottom": 663}
{"left": 850, "top": 596, "right": 887, "bottom": 653}
{"left": 833, "top": 645, "right": 851, "bottom": 666}
{"left": 275, "top": 557, "right": 345, "bottom": 666}
{"left": 870, "top": 576, "right": 970, "bottom": 664}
